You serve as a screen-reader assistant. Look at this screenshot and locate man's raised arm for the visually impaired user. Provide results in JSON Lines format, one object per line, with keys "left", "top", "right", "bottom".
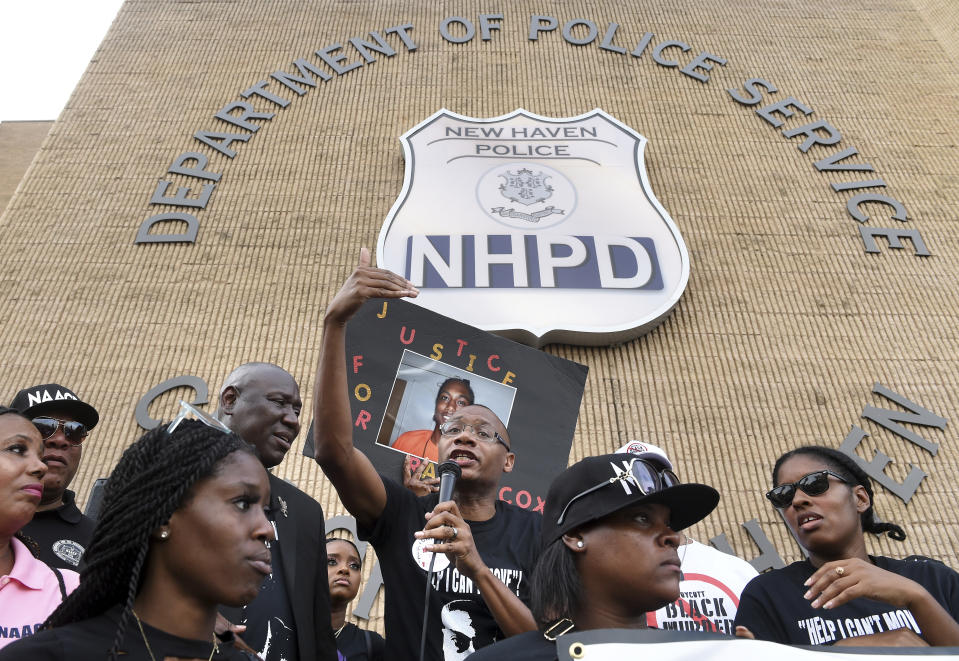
{"left": 313, "top": 247, "right": 419, "bottom": 530}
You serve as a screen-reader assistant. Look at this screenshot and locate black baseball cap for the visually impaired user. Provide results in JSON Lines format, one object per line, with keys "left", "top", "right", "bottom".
{"left": 10, "top": 383, "right": 100, "bottom": 430}
{"left": 541, "top": 453, "right": 719, "bottom": 545}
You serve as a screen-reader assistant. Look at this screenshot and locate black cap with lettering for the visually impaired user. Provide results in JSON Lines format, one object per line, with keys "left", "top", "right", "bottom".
{"left": 10, "top": 383, "right": 99, "bottom": 430}
{"left": 541, "top": 453, "right": 719, "bottom": 545}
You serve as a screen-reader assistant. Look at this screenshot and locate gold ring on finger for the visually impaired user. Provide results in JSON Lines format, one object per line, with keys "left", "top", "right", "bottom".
{"left": 835, "top": 567, "right": 845, "bottom": 576}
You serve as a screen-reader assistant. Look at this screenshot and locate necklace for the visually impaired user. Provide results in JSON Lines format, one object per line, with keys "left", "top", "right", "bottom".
{"left": 334, "top": 622, "right": 347, "bottom": 638}
{"left": 132, "top": 609, "right": 219, "bottom": 661}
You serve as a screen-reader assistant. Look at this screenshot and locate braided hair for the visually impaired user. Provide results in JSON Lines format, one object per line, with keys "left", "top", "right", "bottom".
{"left": 0, "top": 406, "right": 46, "bottom": 556}
{"left": 773, "top": 445, "right": 906, "bottom": 541}
{"left": 44, "top": 419, "right": 255, "bottom": 659}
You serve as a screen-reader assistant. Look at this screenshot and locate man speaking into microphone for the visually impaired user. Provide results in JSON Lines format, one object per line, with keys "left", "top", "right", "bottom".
{"left": 314, "top": 248, "right": 540, "bottom": 661}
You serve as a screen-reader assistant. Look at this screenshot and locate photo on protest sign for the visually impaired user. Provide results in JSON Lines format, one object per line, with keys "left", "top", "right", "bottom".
{"left": 374, "top": 349, "right": 517, "bottom": 462}
{"left": 305, "top": 298, "right": 588, "bottom": 515}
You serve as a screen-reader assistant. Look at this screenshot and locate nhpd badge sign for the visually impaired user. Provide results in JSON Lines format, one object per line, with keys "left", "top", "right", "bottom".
{"left": 377, "top": 108, "right": 689, "bottom": 347}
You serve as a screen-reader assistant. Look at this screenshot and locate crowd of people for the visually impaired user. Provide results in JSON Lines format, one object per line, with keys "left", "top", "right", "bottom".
{"left": 0, "top": 248, "right": 956, "bottom": 660}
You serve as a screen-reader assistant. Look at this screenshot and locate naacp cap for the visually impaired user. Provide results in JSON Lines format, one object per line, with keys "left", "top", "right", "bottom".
{"left": 10, "top": 383, "right": 100, "bottom": 430}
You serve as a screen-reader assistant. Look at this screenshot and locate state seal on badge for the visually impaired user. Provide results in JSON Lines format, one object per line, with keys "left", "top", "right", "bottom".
{"left": 52, "top": 539, "right": 85, "bottom": 567}
{"left": 377, "top": 108, "right": 689, "bottom": 347}
{"left": 478, "top": 163, "right": 574, "bottom": 230}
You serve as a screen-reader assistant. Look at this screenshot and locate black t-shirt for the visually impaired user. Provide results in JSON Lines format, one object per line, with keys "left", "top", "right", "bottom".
{"left": 19, "top": 490, "right": 96, "bottom": 570}
{"left": 735, "top": 556, "right": 959, "bottom": 645}
{"left": 359, "top": 477, "right": 541, "bottom": 661}
{"left": 336, "top": 622, "right": 385, "bottom": 661}
{"left": 466, "top": 630, "right": 555, "bottom": 661}
{"left": 0, "top": 606, "right": 252, "bottom": 660}
{"left": 236, "top": 519, "right": 298, "bottom": 661}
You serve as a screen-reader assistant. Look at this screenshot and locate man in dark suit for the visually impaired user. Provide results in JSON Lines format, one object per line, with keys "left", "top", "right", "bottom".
{"left": 216, "top": 362, "right": 337, "bottom": 661}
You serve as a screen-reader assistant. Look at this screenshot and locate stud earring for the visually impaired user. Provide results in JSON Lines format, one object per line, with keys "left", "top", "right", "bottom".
{"left": 159, "top": 530, "right": 170, "bottom": 540}
{"left": 576, "top": 541, "right": 584, "bottom": 548}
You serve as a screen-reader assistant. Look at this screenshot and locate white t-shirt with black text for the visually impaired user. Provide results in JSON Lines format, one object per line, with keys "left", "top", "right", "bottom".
{"left": 646, "top": 539, "right": 758, "bottom": 634}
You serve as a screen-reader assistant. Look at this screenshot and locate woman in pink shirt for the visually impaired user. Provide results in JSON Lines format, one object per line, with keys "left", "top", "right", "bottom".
{"left": 0, "top": 407, "right": 79, "bottom": 649}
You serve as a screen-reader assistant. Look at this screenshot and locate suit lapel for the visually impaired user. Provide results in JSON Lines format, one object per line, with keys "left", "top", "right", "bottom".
{"left": 270, "top": 475, "right": 299, "bottom": 598}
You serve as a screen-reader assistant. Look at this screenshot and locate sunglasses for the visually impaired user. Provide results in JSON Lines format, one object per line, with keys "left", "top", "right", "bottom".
{"left": 556, "top": 457, "right": 680, "bottom": 526}
{"left": 32, "top": 417, "right": 88, "bottom": 446}
{"left": 765, "top": 470, "right": 849, "bottom": 509}
{"left": 167, "top": 400, "right": 232, "bottom": 436}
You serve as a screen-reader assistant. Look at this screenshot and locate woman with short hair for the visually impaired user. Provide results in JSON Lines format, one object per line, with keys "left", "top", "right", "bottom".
{"left": 468, "top": 452, "right": 720, "bottom": 660}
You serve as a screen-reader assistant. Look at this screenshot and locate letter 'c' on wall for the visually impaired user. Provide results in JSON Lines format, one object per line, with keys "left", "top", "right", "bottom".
{"left": 135, "top": 375, "right": 210, "bottom": 430}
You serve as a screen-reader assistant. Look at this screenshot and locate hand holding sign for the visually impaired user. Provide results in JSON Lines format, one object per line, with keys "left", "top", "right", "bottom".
{"left": 306, "top": 262, "right": 588, "bottom": 521}
{"left": 405, "top": 455, "right": 440, "bottom": 496}
{"left": 325, "top": 247, "right": 418, "bottom": 326}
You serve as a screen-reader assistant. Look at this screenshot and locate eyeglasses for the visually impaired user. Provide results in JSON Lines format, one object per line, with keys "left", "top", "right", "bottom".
{"left": 439, "top": 420, "right": 510, "bottom": 451}
{"left": 32, "top": 417, "right": 88, "bottom": 446}
{"left": 765, "top": 470, "right": 849, "bottom": 509}
{"left": 556, "top": 457, "right": 681, "bottom": 526}
{"left": 167, "top": 400, "right": 232, "bottom": 436}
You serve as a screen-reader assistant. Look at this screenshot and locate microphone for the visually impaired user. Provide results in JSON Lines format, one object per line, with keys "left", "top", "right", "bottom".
{"left": 436, "top": 460, "right": 461, "bottom": 503}
{"left": 419, "top": 460, "right": 463, "bottom": 661}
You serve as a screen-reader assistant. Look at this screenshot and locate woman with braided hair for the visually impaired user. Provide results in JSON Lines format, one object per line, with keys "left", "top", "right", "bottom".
{"left": 735, "top": 445, "right": 959, "bottom": 647}
{"left": 0, "top": 414, "right": 274, "bottom": 660}
{"left": 0, "top": 407, "right": 78, "bottom": 650}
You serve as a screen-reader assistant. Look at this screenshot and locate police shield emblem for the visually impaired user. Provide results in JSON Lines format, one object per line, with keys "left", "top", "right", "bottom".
{"left": 377, "top": 108, "right": 689, "bottom": 347}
